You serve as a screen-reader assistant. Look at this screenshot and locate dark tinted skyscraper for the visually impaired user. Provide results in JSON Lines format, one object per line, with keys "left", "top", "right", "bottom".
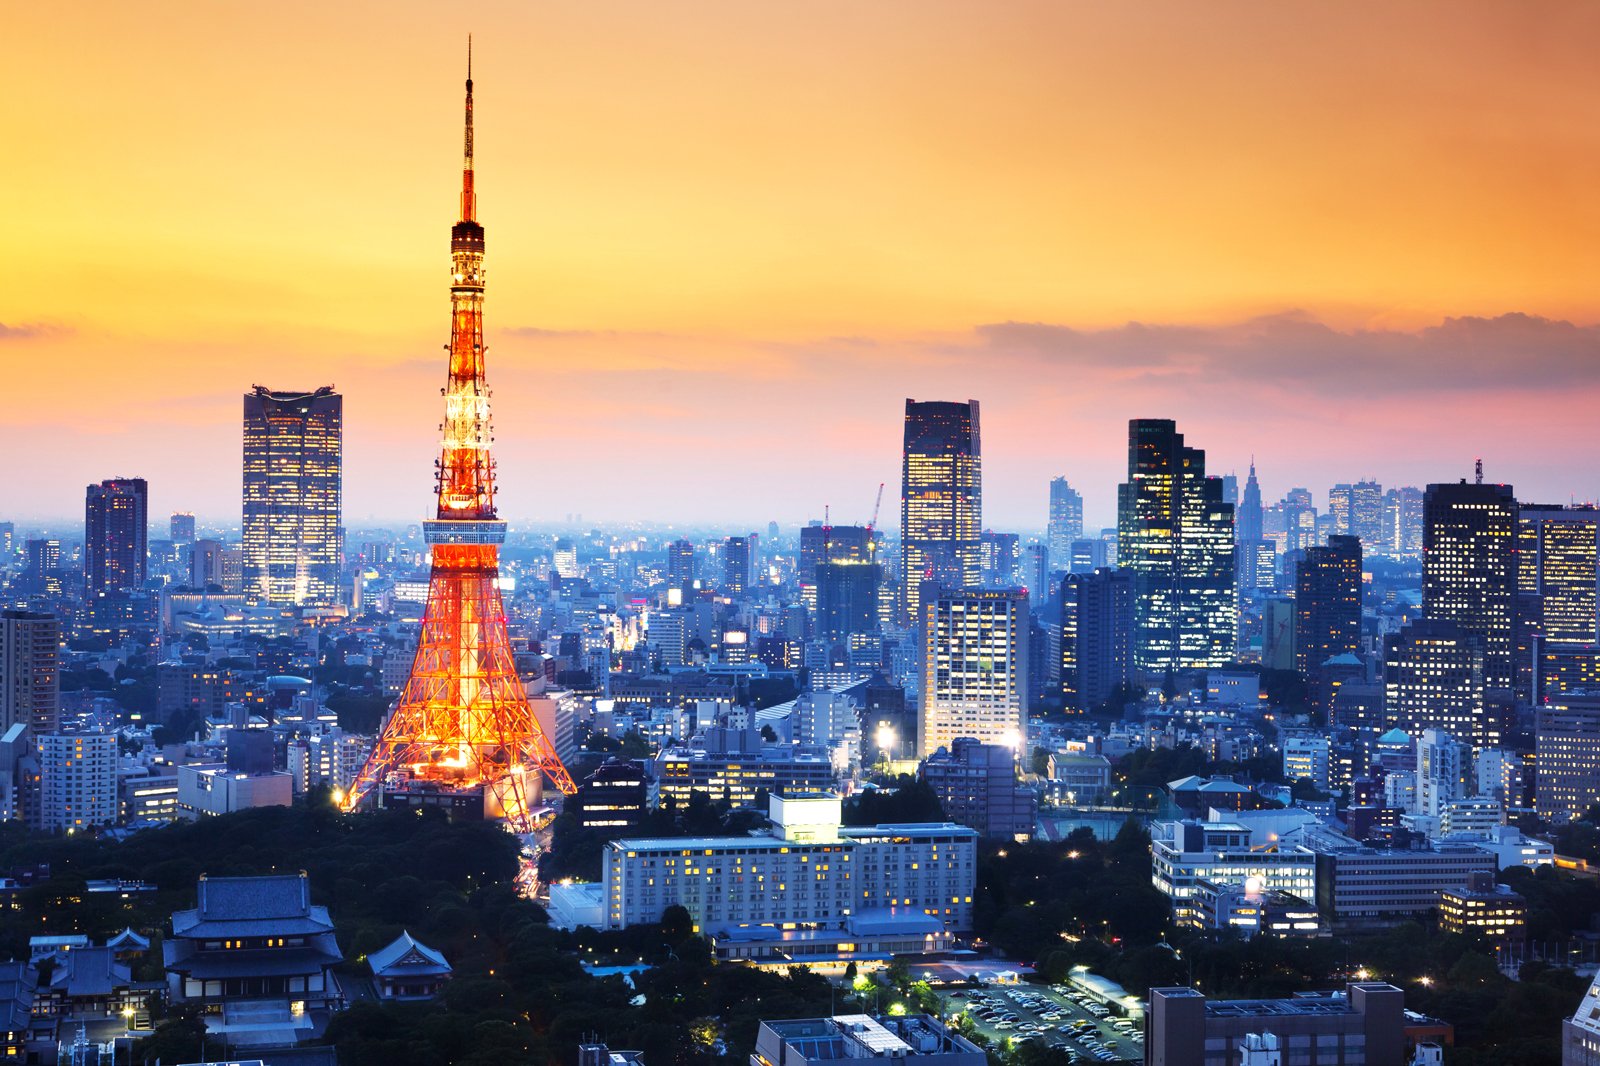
{"left": 84, "top": 477, "right": 148, "bottom": 596}
{"left": 722, "top": 535, "right": 752, "bottom": 595}
{"left": 1061, "top": 568, "right": 1133, "bottom": 713}
{"left": 169, "top": 511, "right": 196, "bottom": 545}
{"left": 242, "top": 386, "right": 343, "bottom": 606}
{"left": 1423, "top": 480, "right": 1516, "bottom": 691}
{"left": 816, "top": 561, "right": 882, "bottom": 641}
{"left": 900, "top": 399, "right": 981, "bottom": 622}
{"left": 1295, "top": 534, "right": 1362, "bottom": 690}
{"left": 1117, "top": 419, "right": 1236, "bottom": 672}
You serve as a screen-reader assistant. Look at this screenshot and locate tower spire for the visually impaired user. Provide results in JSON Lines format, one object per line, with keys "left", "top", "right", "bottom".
{"left": 461, "top": 36, "right": 476, "bottom": 222}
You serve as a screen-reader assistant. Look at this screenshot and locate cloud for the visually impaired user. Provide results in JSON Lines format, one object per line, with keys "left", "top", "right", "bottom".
{"left": 0, "top": 322, "right": 61, "bottom": 340}
{"left": 973, "top": 312, "right": 1600, "bottom": 394}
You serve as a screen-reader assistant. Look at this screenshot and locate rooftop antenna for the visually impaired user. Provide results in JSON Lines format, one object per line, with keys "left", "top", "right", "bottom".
{"left": 1475, "top": 458, "right": 1483, "bottom": 486}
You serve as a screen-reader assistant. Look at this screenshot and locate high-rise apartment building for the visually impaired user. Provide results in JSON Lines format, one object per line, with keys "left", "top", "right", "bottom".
{"left": 84, "top": 477, "right": 148, "bottom": 596}
{"left": 1046, "top": 477, "right": 1083, "bottom": 572}
{"left": 1295, "top": 535, "right": 1362, "bottom": 690}
{"left": 900, "top": 399, "right": 981, "bottom": 623}
{"left": 1060, "top": 568, "right": 1133, "bottom": 714}
{"left": 1, "top": 610, "right": 60, "bottom": 737}
{"left": 1423, "top": 480, "right": 1516, "bottom": 691}
{"left": 920, "top": 587, "right": 1028, "bottom": 756}
{"left": 1116, "top": 419, "right": 1236, "bottom": 673}
{"left": 37, "top": 732, "right": 118, "bottom": 832}
{"left": 665, "top": 538, "right": 697, "bottom": 588}
{"left": 242, "top": 385, "right": 343, "bottom": 606}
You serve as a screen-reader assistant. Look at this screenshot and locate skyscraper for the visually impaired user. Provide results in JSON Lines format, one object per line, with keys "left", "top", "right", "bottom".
{"left": 722, "top": 535, "right": 752, "bottom": 595}
{"left": 1536, "top": 695, "right": 1600, "bottom": 822}
{"left": 1330, "top": 481, "right": 1383, "bottom": 546}
{"left": 1060, "top": 568, "right": 1133, "bottom": 714}
{"left": 84, "top": 478, "right": 148, "bottom": 596}
{"left": 900, "top": 399, "right": 981, "bottom": 623}
{"left": 242, "top": 385, "right": 343, "bottom": 606}
{"left": 816, "top": 560, "right": 882, "bottom": 641}
{"left": 1238, "top": 461, "right": 1263, "bottom": 544}
{"left": 1383, "top": 486, "right": 1425, "bottom": 555}
{"left": 666, "top": 538, "right": 697, "bottom": 588}
{"left": 1235, "top": 461, "right": 1270, "bottom": 599}
{"left": 169, "top": 512, "right": 197, "bottom": 545}
{"left": 346, "top": 54, "right": 575, "bottom": 819}
{"left": 1, "top": 610, "right": 60, "bottom": 737}
{"left": 1517, "top": 505, "right": 1600, "bottom": 646}
{"left": 1295, "top": 534, "right": 1362, "bottom": 698}
{"left": 1047, "top": 477, "right": 1083, "bottom": 572}
{"left": 920, "top": 587, "right": 1028, "bottom": 756}
{"left": 1116, "top": 419, "right": 1236, "bottom": 673}
{"left": 1423, "top": 479, "right": 1517, "bottom": 691}
{"left": 1283, "top": 487, "right": 1317, "bottom": 553}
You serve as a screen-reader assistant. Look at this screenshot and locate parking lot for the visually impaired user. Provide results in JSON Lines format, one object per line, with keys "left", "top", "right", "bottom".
{"left": 952, "top": 983, "right": 1142, "bottom": 1064}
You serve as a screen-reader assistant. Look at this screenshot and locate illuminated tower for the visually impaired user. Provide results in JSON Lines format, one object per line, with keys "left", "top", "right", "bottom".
{"left": 346, "top": 50, "right": 576, "bottom": 820}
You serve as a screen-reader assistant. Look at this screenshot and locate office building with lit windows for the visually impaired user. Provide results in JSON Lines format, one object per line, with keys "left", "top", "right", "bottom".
{"left": 1438, "top": 873, "right": 1525, "bottom": 941}
{"left": 1537, "top": 696, "right": 1600, "bottom": 822}
{"left": 1047, "top": 477, "right": 1083, "bottom": 572}
{"left": 919, "top": 587, "right": 1028, "bottom": 756}
{"left": 1518, "top": 505, "right": 1600, "bottom": 656}
{"left": 650, "top": 727, "right": 836, "bottom": 809}
{"left": 595, "top": 792, "right": 977, "bottom": 933}
{"left": 900, "top": 399, "right": 981, "bottom": 623}
{"left": 84, "top": 477, "right": 148, "bottom": 595}
{"left": 1423, "top": 480, "right": 1517, "bottom": 691}
{"left": 1116, "top": 419, "right": 1236, "bottom": 673}
{"left": 242, "top": 385, "right": 343, "bottom": 606}
{"left": 1384, "top": 620, "right": 1492, "bottom": 748}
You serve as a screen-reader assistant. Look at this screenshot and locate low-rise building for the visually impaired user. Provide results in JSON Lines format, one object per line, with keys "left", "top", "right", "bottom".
{"left": 1312, "top": 843, "right": 1497, "bottom": 925}
{"left": 176, "top": 764, "right": 293, "bottom": 819}
{"left": 1438, "top": 873, "right": 1526, "bottom": 942}
{"left": 367, "top": 931, "right": 452, "bottom": 1001}
{"left": 751, "top": 1014, "right": 983, "bottom": 1066}
{"left": 1151, "top": 820, "right": 1317, "bottom": 926}
{"left": 1045, "top": 753, "right": 1111, "bottom": 806}
{"left": 1148, "top": 983, "right": 1406, "bottom": 1066}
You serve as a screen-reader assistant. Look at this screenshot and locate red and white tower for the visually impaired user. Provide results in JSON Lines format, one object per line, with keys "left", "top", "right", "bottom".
{"left": 345, "top": 48, "right": 577, "bottom": 824}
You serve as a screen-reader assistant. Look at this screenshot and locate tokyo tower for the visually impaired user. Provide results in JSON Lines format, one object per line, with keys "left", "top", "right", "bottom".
{"left": 344, "top": 46, "right": 577, "bottom": 823}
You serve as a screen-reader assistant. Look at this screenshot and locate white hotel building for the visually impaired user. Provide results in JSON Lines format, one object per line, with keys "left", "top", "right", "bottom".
{"left": 1151, "top": 820, "right": 1318, "bottom": 927}
{"left": 585, "top": 793, "right": 978, "bottom": 933}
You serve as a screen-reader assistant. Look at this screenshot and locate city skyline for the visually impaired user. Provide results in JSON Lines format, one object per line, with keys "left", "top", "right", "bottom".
{"left": 6, "top": 4, "right": 1600, "bottom": 528}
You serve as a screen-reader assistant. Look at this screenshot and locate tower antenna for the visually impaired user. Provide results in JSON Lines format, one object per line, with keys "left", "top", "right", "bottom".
{"left": 1475, "top": 457, "right": 1483, "bottom": 486}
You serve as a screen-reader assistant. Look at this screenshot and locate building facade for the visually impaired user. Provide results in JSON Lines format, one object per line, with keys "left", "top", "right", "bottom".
{"left": 1047, "top": 477, "right": 1084, "bottom": 573}
{"left": 1060, "top": 568, "right": 1133, "bottom": 714}
{"left": 920, "top": 737, "right": 1036, "bottom": 840}
{"left": 1537, "top": 696, "right": 1600, "bottom": 822}
{"left": 1, "top": 610, "right": 59, "bottom": 737}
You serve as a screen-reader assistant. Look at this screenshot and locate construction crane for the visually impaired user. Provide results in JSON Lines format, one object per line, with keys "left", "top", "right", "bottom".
{"left": 867, "top": 481, "right": 885, "bottom": 532}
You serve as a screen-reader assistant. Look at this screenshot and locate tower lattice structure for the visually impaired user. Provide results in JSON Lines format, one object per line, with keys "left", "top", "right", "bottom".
{"left": 345, "top": 50, "right": 577, "bottom": 822}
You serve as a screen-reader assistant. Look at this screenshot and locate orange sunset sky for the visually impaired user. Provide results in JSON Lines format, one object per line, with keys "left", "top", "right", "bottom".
{"left": 4, "top": 1, "right": 1600, "bottom": 531}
